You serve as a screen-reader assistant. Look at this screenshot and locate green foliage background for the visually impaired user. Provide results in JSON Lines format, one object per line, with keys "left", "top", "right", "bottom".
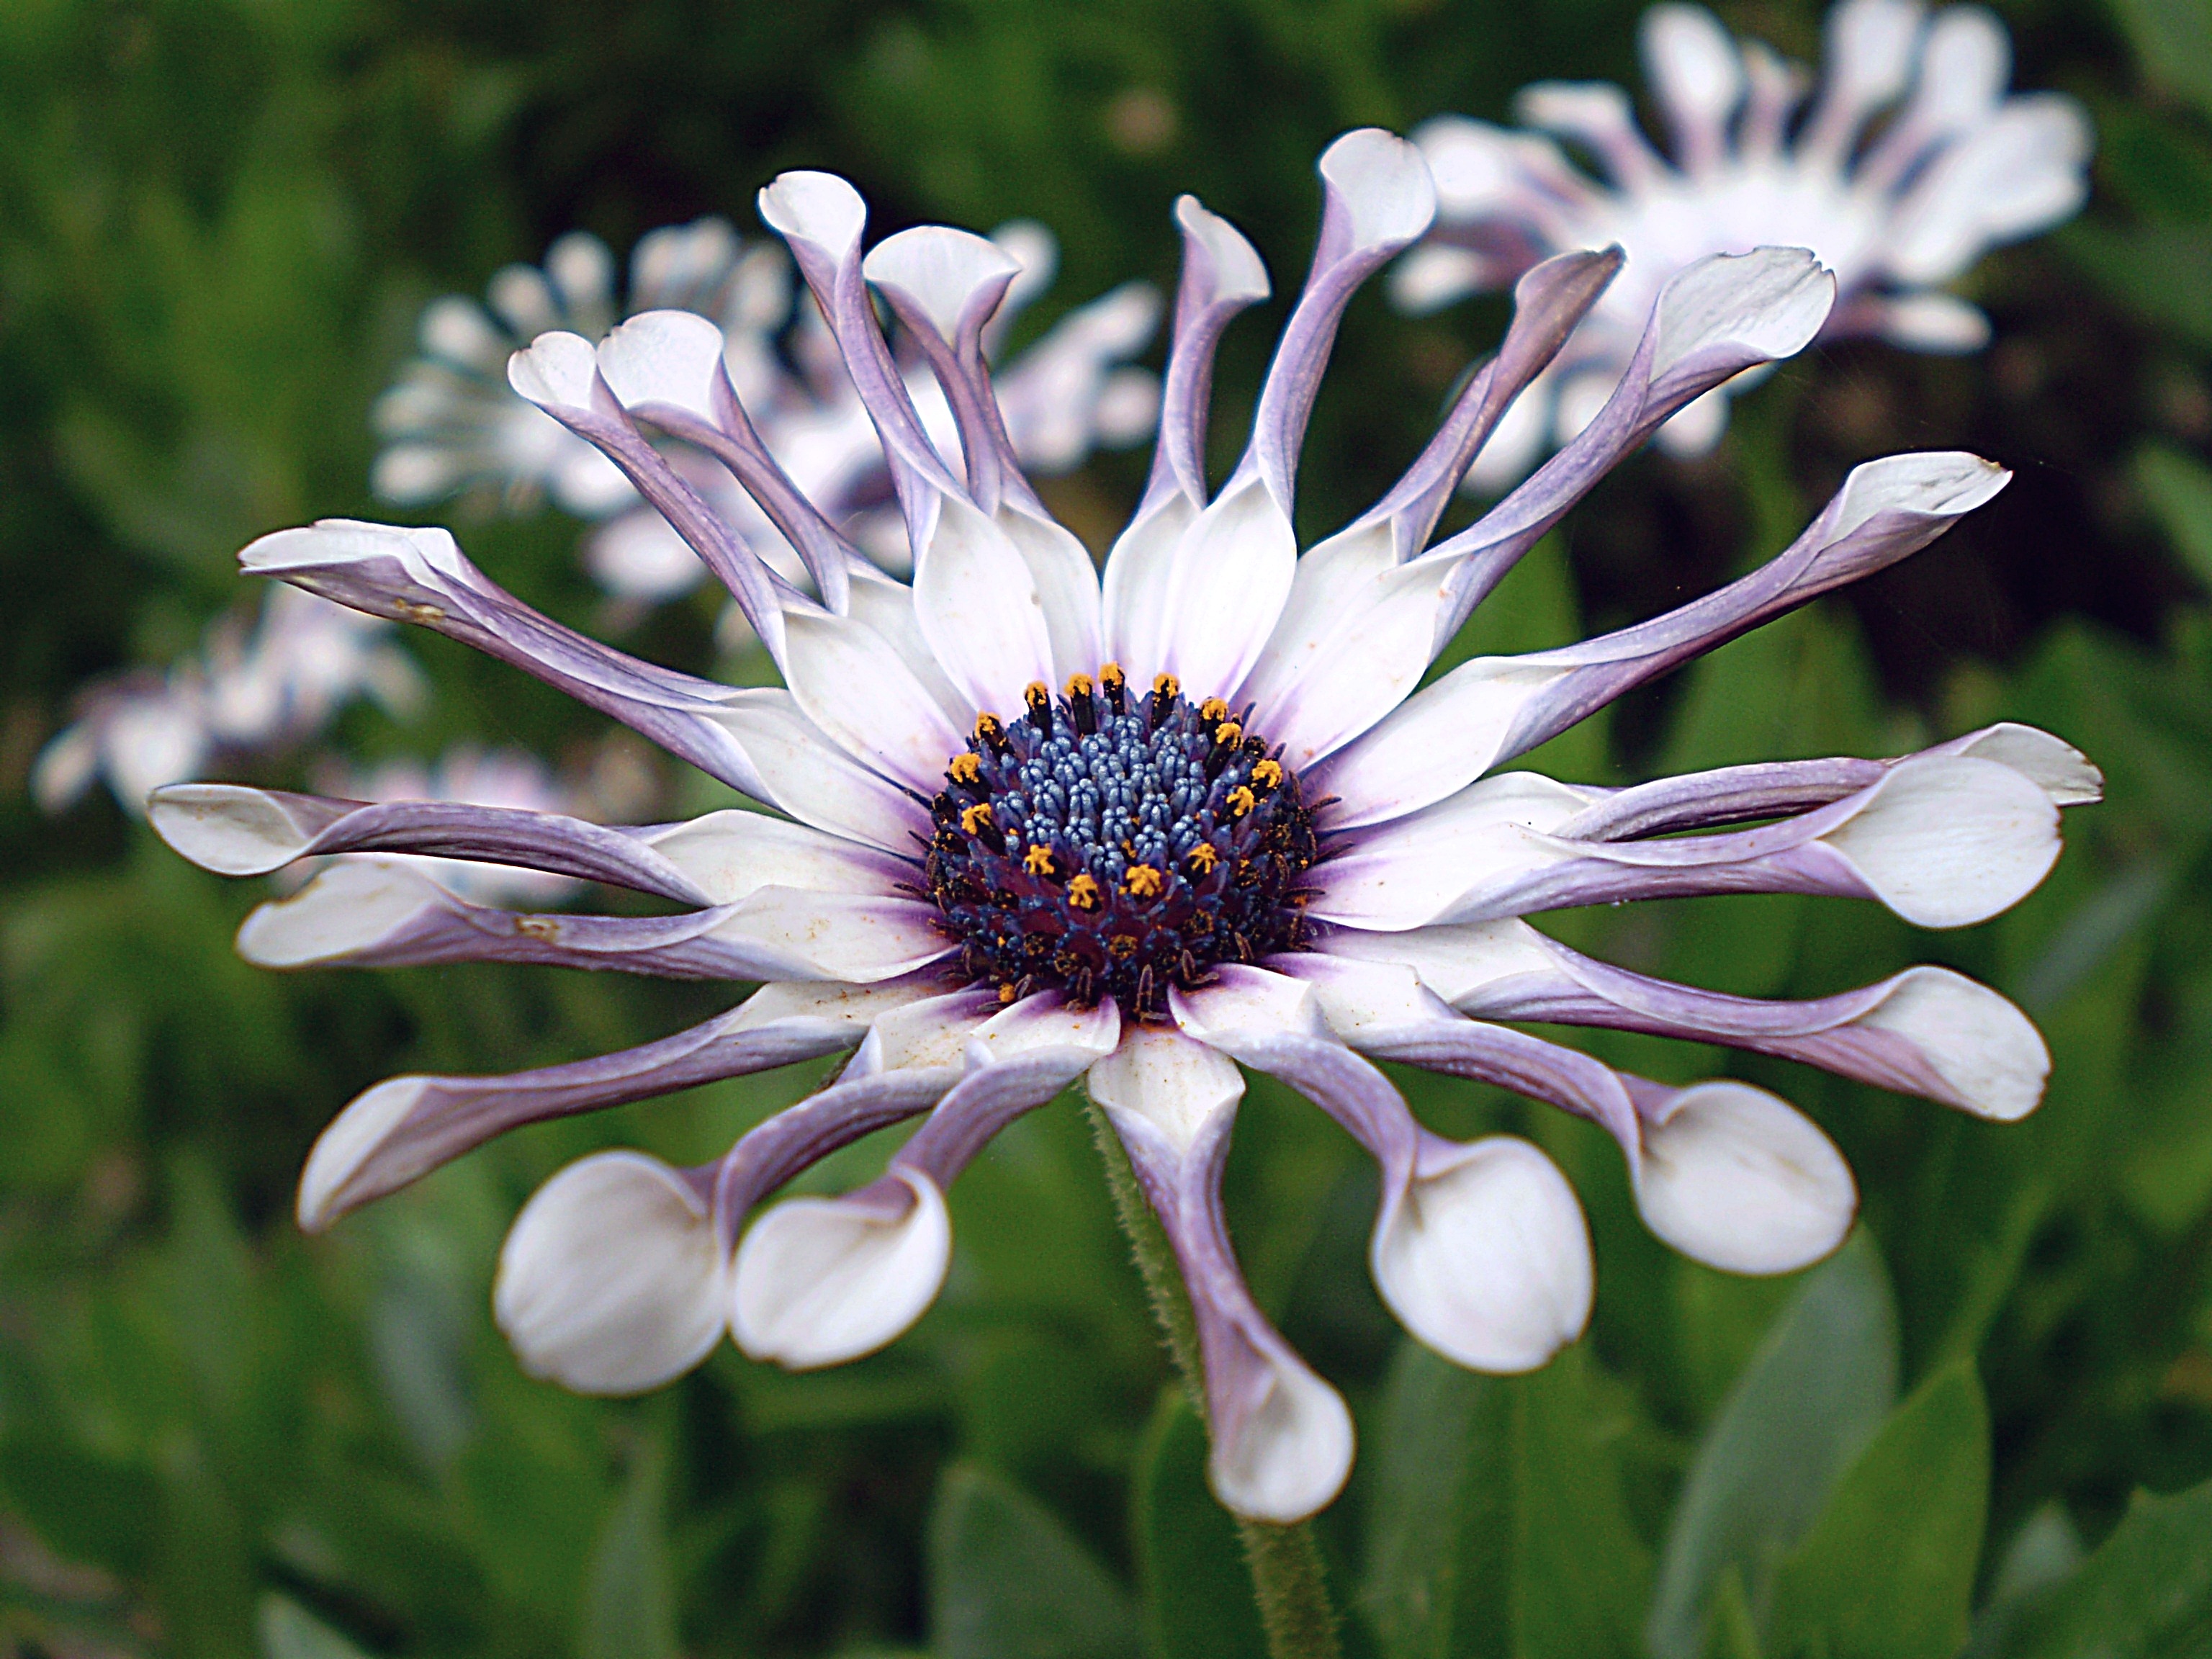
{"left": 4, "top": 0, "right": 2212, "bottom": 1654}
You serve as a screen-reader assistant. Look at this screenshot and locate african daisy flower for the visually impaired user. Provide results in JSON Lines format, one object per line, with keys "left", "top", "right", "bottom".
{"left": 373, "top": 215, "right": 1160, "bottom": 603}
{"left": 1393, "top": 0, "right": 2092, "bottom": 486}
{"left": 148, "top": 130, "right": 2095, "bottom": 1524}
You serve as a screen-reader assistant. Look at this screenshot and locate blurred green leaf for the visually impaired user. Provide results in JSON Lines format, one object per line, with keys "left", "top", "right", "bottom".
{"left": 927, "top": 1462, "right": 1139, "bottom": 1659}
{"left": 1763, "top": 1359, "right": 1989, "bottom": 1659}
{"left": 1133, "top": 1392, "right": 1267, "bottom": 1659}
{"left": 2065, "top": 225, "right": 2212, "bottom": 352}
{"left": 1360, "top": 1339, "right": 1649, "bottom": 1659}
{"left": 580, "top": 1429, "right": 680, "bottom": 1659}
{"left": 258, "top": 1593, "right": 373, "bottom": 1659}
{"left": 2108, "top": 0, "right": 2212, "bottom": 116}
{"left": 1979, "top": 1476, "right": 2212, "bottom": 1658}
{"left": 0, "top": 1439, "right": 158, "bottom": 1575}
{"left": 2136, "top": 444, "right": 2212, "bottom": 590}
{"left": 1647, "top": 1234, "right": 1899, "bottom": 1659}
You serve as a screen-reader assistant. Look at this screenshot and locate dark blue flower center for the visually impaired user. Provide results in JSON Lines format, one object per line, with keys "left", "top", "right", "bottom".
{"left": 925, "top": 667, "right": 1320, "bottom": 1021}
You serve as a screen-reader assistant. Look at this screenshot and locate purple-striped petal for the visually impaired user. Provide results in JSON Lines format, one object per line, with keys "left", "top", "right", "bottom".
{"left": 1315, "top": 450, "right": 2008, "bottom": 827}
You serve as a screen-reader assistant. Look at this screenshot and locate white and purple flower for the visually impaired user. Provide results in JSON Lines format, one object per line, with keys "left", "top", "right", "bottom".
{"left": 1393, "top": 0, "right": 2092, "bottom": 485}
{"left": 34, "top": 584, "right": 422, "bottom": 814}
{"left": 152, "top": 132, "right": 2093, "bottom": 1523}
{"left": 374, "top": 215, "right": 1161, "bottom": 603}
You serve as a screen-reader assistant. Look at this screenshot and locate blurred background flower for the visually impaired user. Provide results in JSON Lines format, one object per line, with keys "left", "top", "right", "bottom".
{"left": 5, "top": 0, "right": 2212, "bottom": 1655}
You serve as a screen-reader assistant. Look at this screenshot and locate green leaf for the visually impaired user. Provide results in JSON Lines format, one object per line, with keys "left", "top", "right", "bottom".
{"left": 1133, "top": 1393, "right": 1268, "bottom": 1659}
{"left": 1359, "top": 1340, "right": 1649, "bottom": 1659}
{"left": 1646, "top": 1233, "right": 1900, "bottom": 1659}
{"left": 927, "top": 1462, "right": 1139, "bottom": 1659}
{"left": 580, "top": 1433, "right": 680, "bottom": 1659}
{"left": 0, "top": 1439, "right": 158, "bottom": 1576}
{"left": 2108, "top": 0, "right": 2212, "bottom": 115}
{"left": 258, "top": 1595, "right": 374, "bottom": 1659}
{"left": 2064, "top": 224, "right": 2212, "bottom": 352}
{"left": 2136, "top": 444, "right": 2212, "bottom": 590}
{"left": 1979, "top": 1475, "right": 2212, "bottom": 1658}
{"left": 1763, "top": 1359, "right": 1990, "bottom": 1659}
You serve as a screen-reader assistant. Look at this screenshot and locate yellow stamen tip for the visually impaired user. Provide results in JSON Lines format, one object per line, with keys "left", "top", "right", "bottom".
{"left": 1214, "top": 721, "right": 1242, "bottom": 747}
{"left": 1251, "top": 758, "right": 1283, "bottom": 790}
{"left": 1152, "top": 673, "right": 1179, "bottom": 699}
{"left": 949, "top": 754, "right": 981, "bottom": 785}
{"left": 1022, "top": 845, "right": 1056, "bottom": 876}
{"left": 1065, "top": 673, "right": 1094, "bottom": 698}
{"left": 1198, "top": 697, "right": 1230, "bottom": 722}
{"left": 1227, "top": 786, "right": 1256, "bottom": 818}
{"left": 1187, "top": 843, "right": 1220, "bottom": 874}
{"left": 1123, "top": 864, "right": 1164, "bottom": 899}
{"left": 961, "top": 803, "right": 995, "bottom": 835}
{"left": 999, "top": 983, "right": 1017, "bottom": 1004}
{"left": 1068, "top": 873, "right": 1101, "bottom": 911}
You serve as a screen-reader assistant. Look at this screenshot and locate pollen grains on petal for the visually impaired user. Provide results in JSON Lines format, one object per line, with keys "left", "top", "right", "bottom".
{"left": 1821, "top": 754, "right": 2059, "bottom": 928}
{"left": 148, "top": 783, "right": 314, "bottom": 876}
{"left": 493, "top": 1151, "right": 730, "bottom": 1395}
{"left": 1209, "top": 1355, "right": 1356, "bottom": 1524}
{"left": 730, "top": 1170, "right": 950, "bottom": 1370}
{"left": 234, "top": 860, "right": 444, "bottom": 968}
{"left": 1372, "top": 1136, "right": 1591, "bottom": 1373}
{"left": 1855, "top": 967, "right": 2049, "bottom": 1122}
{"left": 1632, "top": 1084, "right": 1856, "bottom": 1276}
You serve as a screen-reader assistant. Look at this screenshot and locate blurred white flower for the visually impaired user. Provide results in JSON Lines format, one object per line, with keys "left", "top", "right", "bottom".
{"left": 375, "top": 216, "right": 1161, "bottom": 607}
{"left": 314, "top": 746, "right": 582, "bottom": 905}
{"left": 33, "top": 585, "right": 421, "bottom": 815}
{"left": 1394, "top": 0, "right": 2092, "bottom": 486}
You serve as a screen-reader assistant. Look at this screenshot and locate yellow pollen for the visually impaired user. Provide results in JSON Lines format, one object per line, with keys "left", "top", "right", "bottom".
{"left": 949, "top": 753, "right": 981, "bottom": 785}
{"left": 1022, "top": 845, "right": 1056, "bottom": 876}
{"left": 1068, "top": 873, "right": 1101, "bottom": 910}
{"left": 1214, "top": 721, "right": 1242, "bottom": 747}
{"left": 1024, "top": 680, "right": 1050, "bottom": 708}
{"left": 976, "top": 713, "right": 1004, "bottom": 744}
{"left": 1251, "top": 758, "right": 1283, "bottom": 790}
{"left": 961, "top": 803, "right": 994, "bottom": 835}
{"left": 1123, "top": 864, "right": 1164, "bottom": 899}
{"left": 1198, "top": 697, "right": 1230, "bottom": 722}
{"left": 1100, "top": 662, "right": 1126, "bottom": 692}
{"left": 1227, "top": 786, "right": 1257, "bottom": 818}
{"left": 1065, "top": 673, "right": 1094, "bottom": 699}
{"left": 999, "top": 983, "right": 1018, "bottom": 1004}
{"left": 1108, "top": 935, "right": 1138, "bottom": 959}
{"left": 1152, "top": 673, "right": 1179, "bottom": 699}
{"left": 1186, "top": 843, "right": 1220, "bottom": 874}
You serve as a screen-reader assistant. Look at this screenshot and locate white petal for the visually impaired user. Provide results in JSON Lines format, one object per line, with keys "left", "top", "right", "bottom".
{"left": 1869, "top": 293, "right": 1992, "bottom": 351}
{"left": 149, "top": 783, "right": 320, "bottom": 876}
{"left": 851, "top": 989, "right": 1001, "bottom": 1074}
{"left": 595, "top": 310, "right": 726, "bottom": 420}
{"left": 965, "top": 993, "right": 1122, "bottom": 1070}
{"left": 1851, "top": 967, "right": 2048, "bottom": 1120}
{"left": 235, "top": 859, "right": 444, "bottom": 967}
{"left": 1388, "top": 244, "right": 1489, "bottom": 313}
{"left": 1100, "top": 491, "right": 1197, "bottom": 685}
{"left": 241, "top": 517, "right": 474, "bottom": 584}
{"left": 1820, "top": 754, "right": 2059, "bottom": 927}
{"left": 1209, "top": 1352, "right": 1357, "bottom": 1524}
{"left": 1087, "top": 1025, "right": 1244, "bottom": 1159}
{"left": 505, "top": 330, "right": 602, "bottom": 412}
{"left": 1177, "top": 194, "right": 1271, "bottom": 303}
{"left": 1160, "top": 478, "right": 1300, "bottom": 701}
{"left": 711, "top": 690, "right": 932, "bottom": 854}
{"left": 1909, "top": 6, "right": 2010, "bottom": 130}
{"left": 1653, "top": 385, "right": 1732, "bottom": 456}
{"left": 1411, "top": 115, "right": 1532, "bottom": 220}
{"left": 731, "top": 1169, "right": 951, "bottom": 1368}
{"left": 298, "top": 1076, "right": 424, "bottom": 1232}
{"left": 1642, "top": 5, "right": 1746, "bottom": 145}
{"left": 1274, "top": 953, "right": 1455, "bottom": 1042}
{"left": 757, "top": 170, "right": 868, "bottom": 256}
{"left": 1318, "top": 128, "right": 1439, "bottom": 251}
{"left": 1884, "top": 98, "right": 2092, "bottom": 284}
{"left": 862, "top": 226, "right": 1021, "bottom": 341}
{"left": 585, "top": 511, "right": 709, "bottom": 601}
{"left": 712, "top": 889, "right": 953, "bottom": 984}
{"left": 1944, "top": 723, "right": 2102, "bottom": 806}
{"left": 781, "top": 608, "right": 967, "bottom": 791}
{"left": 1824, "top": 0, "right": 1924, "bottom": 113}
{"left": 1372, "top": 1136, "right": 1591, "bottom": 1371}
{"left": 494, "top": 1151, "right": 729, "bottom": 1394}
{"left": 637, "top": 811, "right": 909, "bottom": 905}
{"left": 1653, "top": 249, "right": 1835, "bottom": 381}
{"left": 1829, "top": 449, "right": 2010, "bottom": 532}
{"left": 912, "top": 495, "right": 1057, "bottom": 719}
{"left": 994, "top": 505, "right": 1105, "bottom": 686}
{"left": 1309, "top": 918, "right": 1560, "bottom": 1009}
{"left": 1169, "top": 962, "right": 1328, "bottom": 1055}
{"left": 1310, "top": 772, "right": 1593, "bottom": 929}
{"left": 1632, "top": 1084, "right": 1856, "bottom": 1274}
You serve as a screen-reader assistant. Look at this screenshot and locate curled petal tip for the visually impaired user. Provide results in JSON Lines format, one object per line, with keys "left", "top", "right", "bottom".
{"left": 1374, "top": 1136, "right": 1592, "bottom": 1372}
{"left": 1858, "top": 968, "right": 2049, "bottom": 1121}
{"left": 863, "top": 225, "right": 1022, "bottom": 341}
{"left": 731, "top": 1169, "right": 950, "bottom": 1370}
{"left": 1210, "top": 1357, "right": 1356, "bottom": 1523}
{"left": 1655, "top": 246, "right": 1835, "bottom": 372}
{"left": 1172, "top": 195, "right": 1270, "bottom": 303}
{"left": 505, "top": 330, "right": 601, "bottom": 410}
{"left": 596, "top": 310, "right": 727, "bottom": 419}
{"left": 233, "top": 859, "right": 443, "bottom": 968}
{"left": 297, "top": 1075, "right": 427, "bottom": 1232}
{"left": 1635, "top": 1084, "right": 1856, "bottom": 1274}
{"left": 148, "top": 783, "right": 308, "bottom": 876}
{"left": 238, "top": 518, "right": 467, "bottom": 580}
{"left": 494, "top": 1151, "right": 729, "bottom": 1395}
{"left": 1318, "top": 127, "right": 1439, "bottom": 251}
{"left": 757, "top": 170, "right": 867, "bottom": 252}
{"left": 1823, "top": 754, "right": 2059, "bottom": 928}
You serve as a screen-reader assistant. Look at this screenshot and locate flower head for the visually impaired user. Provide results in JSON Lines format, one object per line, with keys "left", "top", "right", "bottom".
{"left": 155, "top": 131, "right": 2095, "bottom": 1523}
{"left": 1394, "top": 0, "right": 2092, "bottom": 484}
{"left": 374, "top": 216, "right": 1161, "bottom": 602}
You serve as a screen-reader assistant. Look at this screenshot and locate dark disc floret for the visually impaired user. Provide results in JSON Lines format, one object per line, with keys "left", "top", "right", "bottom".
{"left": 922, "top": 665, "right": 1321, "bottom": 1021}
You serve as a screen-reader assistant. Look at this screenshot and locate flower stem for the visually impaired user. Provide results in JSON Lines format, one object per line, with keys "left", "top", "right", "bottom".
{"left": 1083, "top": 1098, "right": 1344, "bottom": 1659}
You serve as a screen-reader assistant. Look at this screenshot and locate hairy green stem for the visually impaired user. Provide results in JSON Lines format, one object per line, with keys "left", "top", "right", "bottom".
{"left": 1083, "top": 1097, "right": 1344, "bottom": 1659}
